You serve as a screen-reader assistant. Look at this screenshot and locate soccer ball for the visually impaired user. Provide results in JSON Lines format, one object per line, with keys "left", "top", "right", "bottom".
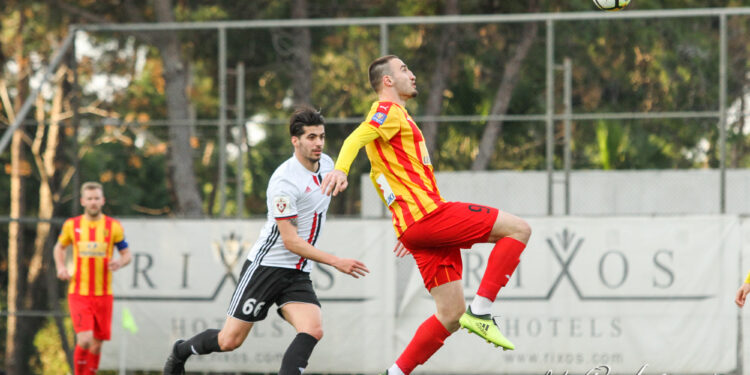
{"left": 593, "top": 0, "right": 631, "bottom": 11}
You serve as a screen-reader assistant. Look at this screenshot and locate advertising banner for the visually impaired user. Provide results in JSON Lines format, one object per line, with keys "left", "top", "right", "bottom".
{"left": 399, "top": 216, "right": 740, "bottom": 374}
{"left": 102, "top": 219, "right": 395, "bottom": 373}
{"left": 100, "top": 217, "right": 741, "bottom": 374}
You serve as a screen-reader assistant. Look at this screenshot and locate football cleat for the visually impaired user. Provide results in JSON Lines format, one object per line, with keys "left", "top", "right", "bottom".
{"left": 459, "top": 306, "right": 515, "bottom": 350}
{"left": 163, "top": 339, "right": 187, "bottom": 375}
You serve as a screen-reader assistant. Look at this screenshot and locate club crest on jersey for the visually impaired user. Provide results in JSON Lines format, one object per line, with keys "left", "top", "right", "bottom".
{"left": 372, "top": 111, "right": 387, "bottom": 125}
{"left": 274, "top": 196, "right": 290, "bottom": 215}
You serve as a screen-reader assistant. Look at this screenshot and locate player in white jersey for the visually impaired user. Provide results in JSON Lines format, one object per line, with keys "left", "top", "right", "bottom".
{"left": 245, "top": 149, "right": 333, "bottom": 272}
{"left": 164, "top": 107, "right": 369, "bottom": 375}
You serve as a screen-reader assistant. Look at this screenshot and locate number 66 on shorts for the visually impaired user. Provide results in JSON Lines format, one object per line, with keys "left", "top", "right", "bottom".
{"left": 227, "top": 260, "right": 321, "bottom": 322}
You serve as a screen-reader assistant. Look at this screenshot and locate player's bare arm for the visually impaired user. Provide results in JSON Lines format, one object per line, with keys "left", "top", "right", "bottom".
{"left": 109, "top": 248, "right": 132, "bottom": 272}
{"left": 276, "top": 218, "right": 369, "bottom": 278}
{"left": 53, "top": 241, "right": 71, "bottom": 281}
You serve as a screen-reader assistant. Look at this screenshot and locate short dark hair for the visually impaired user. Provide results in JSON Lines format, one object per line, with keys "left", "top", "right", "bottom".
{"left": 368, "top": 55, "right": 398, "bottom": 93}
{"left": 289, "top": 107, "right": 325, "bottom": 137}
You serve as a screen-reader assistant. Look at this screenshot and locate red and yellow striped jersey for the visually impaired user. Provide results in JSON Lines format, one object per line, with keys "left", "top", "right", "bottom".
{"left": 364, "top": 101, "right": 445, "bottom": 236}
{"left": 58, "top": 215, "right": 125, "bottom": 296}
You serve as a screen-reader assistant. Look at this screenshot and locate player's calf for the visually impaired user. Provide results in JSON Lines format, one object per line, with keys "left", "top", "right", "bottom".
{"left": 278, "top": 332, "right": 319, "bottom": 375}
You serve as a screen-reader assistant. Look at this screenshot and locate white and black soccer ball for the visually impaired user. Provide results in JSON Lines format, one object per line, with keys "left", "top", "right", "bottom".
{"left": 593, "top": 0, "right": 631, "bottom": 11}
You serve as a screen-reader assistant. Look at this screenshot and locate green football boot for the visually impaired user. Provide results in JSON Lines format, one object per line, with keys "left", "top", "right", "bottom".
{"left": 459, "top": 306, "right": 515, "bottom": 351}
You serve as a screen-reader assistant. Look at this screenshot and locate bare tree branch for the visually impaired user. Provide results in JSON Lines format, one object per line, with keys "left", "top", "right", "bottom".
{"left": 421, "top": 0, "right": 459, "bottom": 164}
{"left": 471, "top": 6, "right": 539, "bottom": 171}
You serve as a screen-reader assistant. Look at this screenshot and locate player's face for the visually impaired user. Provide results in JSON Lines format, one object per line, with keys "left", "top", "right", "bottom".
{"left": 386, "top": 58, "right": 418, "bottom": 99}
{"left": 293, "top": 125, "right": 325, "bottom": 164}
{"left": 80, "top": 188, "right": 105, "bottom": 217}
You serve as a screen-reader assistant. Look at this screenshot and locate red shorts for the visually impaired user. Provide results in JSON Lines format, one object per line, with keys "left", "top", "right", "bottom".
{"left": 400, "top": 202, "right": 499, "bottom": 290}
{"left": 68, "top": 294, "right": 113, "bottom": 341}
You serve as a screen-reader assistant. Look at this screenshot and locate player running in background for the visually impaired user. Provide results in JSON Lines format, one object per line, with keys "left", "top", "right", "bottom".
{"left": 163, "top": 107, "right": 369, "bottom": 375}
{"left": 54, "top": 181, "right": 132, "bottom": 375}
{"left": 735, "top": 271, "right": 750, "bottom": 307}
{"left": 321, "top": 55, "right": 531, "bottom": 375}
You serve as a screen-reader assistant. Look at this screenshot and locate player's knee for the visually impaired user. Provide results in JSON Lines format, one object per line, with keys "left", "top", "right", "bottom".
{"left": 437, "top": 303, "right": 465, "bottom": 327}
{"left": 436, "top": 313, "right": 462, "bottom": 333}
{"left": 77, "top": 339, "right": 91, "bottom": 349}
{"left": 302, "top": 327, "right": 323, "bottom": 341}
{"left": 513, "top": 219, "right": 532, "bottom": 244}
{"left": 88, "top": 341, "right": 102, "bottom": 354}
{"left": 76, "top": 333, "right": 94, "bottom": 349}
{"left": 449, "top": 304, "right": 466, "bottom": 323}
{"left": 218, "top": 334, "right": 244, "bottom": 351}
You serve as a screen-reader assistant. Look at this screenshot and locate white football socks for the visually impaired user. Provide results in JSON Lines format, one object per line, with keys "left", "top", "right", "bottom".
{"left": 388, "top": 363, "right": 405, "bottom": 375}
{"left": 469, "top": 295, "right": 493, "bottom": 316}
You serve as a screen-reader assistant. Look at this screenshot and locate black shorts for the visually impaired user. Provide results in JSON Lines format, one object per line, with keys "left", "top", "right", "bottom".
{"left": 226, "top": 259, "right": 320, "bottom": 322}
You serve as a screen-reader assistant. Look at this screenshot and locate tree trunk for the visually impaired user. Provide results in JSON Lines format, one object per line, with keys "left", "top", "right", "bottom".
{"left": 290, "top": 0, "right": 312, "bottom": 107}
{"left": 6, "top": 128, "right": 28, "bottom": 375}
{"left": 421, "top": 0, "right": 459, "bottom": 164}
{"left": 471, "top": 19, "right": 539, "bottom": 171}
{"left": 152, "top": 0, "right": 203, "bottom": 217}
{"left": 32, "top": 68, "right": 73, "bottom": 371}
{"left": 6, "top": 7, "right": 30, "bottom": 373}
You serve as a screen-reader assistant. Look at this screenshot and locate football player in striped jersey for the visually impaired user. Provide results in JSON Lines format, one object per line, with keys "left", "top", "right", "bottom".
{"left": 54, "top": 181, "right": 132, "bottom": 375}
{"left": 322, "top": 55, "right": 532, "bottom": 375}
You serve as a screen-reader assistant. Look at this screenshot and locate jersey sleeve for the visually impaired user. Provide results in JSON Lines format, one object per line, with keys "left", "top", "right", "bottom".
{"left": 112, "top": 220, "right": 128, "bottom": 251}
{"left": 269, "top": 179, "right": 299, "bottom": 220}
{"left": 334, "top": 124, "right": 380, "bottom": 175}
{"left": 58, "top": 219, "right": 74, "bottom": 246}
{"left": 366, "top": 102, "right": 401, "bottom": 141}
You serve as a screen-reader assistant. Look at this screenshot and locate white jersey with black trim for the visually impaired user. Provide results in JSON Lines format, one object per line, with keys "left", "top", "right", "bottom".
{"left": 245, "top": 153, "right": 333, "bottom": 272}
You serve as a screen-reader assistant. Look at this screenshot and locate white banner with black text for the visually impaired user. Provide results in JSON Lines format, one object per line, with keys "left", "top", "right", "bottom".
{"left": 100, "top": 216, "right": 742, "bottom": 374}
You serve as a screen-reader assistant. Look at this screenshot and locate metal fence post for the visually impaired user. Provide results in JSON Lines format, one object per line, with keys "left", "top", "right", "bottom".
{"left": 236, "top": 62, "right": 246, "bottom": 218}
{"left": 719, "top": 14, "right": 727, "bottom": 214}
{"left": 563, "top": 57, "right": 572, "bottom": 216}
{"left": 218, "top": 27, "right": 228, "bottom": 217}
{"left": 546, "top": 19, "right": 555, "bottom": 216}
{"left": 380, "top": 23, "right": 389, "bottom": 56}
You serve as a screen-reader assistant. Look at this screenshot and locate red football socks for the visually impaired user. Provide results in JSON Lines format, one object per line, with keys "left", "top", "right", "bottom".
{"left": 87, "top": 350, "right": 100, "bottom": 374}
{"left": 477, "top": 237, "right": 526, "bottom": 301}
{"left": 73, "top": 346, "right": 89, "bottom": 375}
{"left": 395, "top": 315, "right": 451, "bottom": 374}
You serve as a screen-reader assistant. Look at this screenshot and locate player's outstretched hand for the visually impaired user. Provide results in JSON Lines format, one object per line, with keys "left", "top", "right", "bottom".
{"left": 332, "top": 257, "right": 369, "bottom": 279}
{"left": 393, "top": 241, "right": 410, "bottom": 258}
{"left": 56, "top": 267, "right": 70, "bottom": 281}
{"left": 321, "top": 169, "right": 348, "bottom": 196}
{"left": 736, "top": 283, "right": 750, "bottom": 307}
